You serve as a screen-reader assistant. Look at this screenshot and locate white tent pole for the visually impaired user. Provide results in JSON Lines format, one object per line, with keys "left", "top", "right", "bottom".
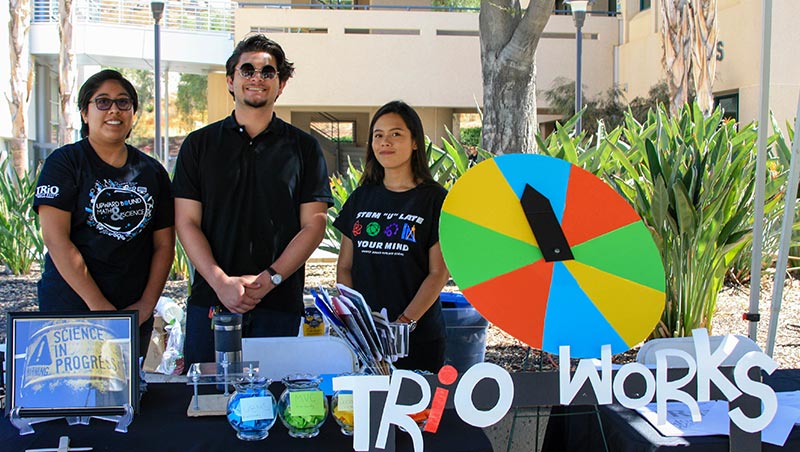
{"left": 765, "top": 97, "right": 800, "bottom": 357}
{"left": 747, "top": 0, "right": 773, "bottom": 341}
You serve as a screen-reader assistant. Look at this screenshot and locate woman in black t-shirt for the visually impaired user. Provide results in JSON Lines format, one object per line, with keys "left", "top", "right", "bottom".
{"left": 33, "top": 70, "right": 175, "bottom": 354}
{"left": 334, "top": 101, "right": 449, "bottom": 373}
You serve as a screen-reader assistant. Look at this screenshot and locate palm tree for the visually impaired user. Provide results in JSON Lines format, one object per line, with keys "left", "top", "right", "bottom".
{"left": 8, "top": 0, "right": 33, "bottom": 178}
{"left": 661, "top": 0, "right": 693, "bottom": 116}
{"left": 690, "top": 0, "right": 718, "bottom": 116}
{"left": 59, "top": 0, "right": 78, "bottom": 145}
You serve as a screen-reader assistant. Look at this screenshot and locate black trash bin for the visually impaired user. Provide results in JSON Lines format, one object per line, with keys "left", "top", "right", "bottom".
{"left": 441, "top": 292, "right": 489, "bottom": 372}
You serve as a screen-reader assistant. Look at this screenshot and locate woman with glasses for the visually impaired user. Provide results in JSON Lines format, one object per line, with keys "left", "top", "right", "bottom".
{"left": 333, "top": 101, "right": 450, "bottom": 373}
{"left": 34, "top": 69, "right": 175, "bottom": 355}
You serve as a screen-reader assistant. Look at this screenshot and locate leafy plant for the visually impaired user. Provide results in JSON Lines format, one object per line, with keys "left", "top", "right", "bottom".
{"left": 176, "top": 74, "right": 208, "bottom": 131}
{"left": 170, "top": 238, "right": 192, "bottom": 282}
{"left": 460, "top": 127, "right": 482, "bottom": 148}
{"left": 727, "top": 115, "right": 798, "bottom": 282}
{"left": 0, "top": 162, "right": 44, "bottom": 275}
{"left": 321, "top": 158, "right": 362, "bottom": 254}
{"left": 541, "top": 103, "right": 793, "bottom": 338}
{"left": 542, "top": 77, "right": 669, "bottom": 139}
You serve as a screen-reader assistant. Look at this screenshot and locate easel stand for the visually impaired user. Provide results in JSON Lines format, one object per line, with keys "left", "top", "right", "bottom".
{"left": 10, "top": 404, "right": 134, "bottom": 435}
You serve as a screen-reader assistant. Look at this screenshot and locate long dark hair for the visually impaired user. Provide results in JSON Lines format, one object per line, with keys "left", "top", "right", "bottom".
{"left": 360, "top": 101, "right": 435, "bottom": 187}
{"left": 77, "top": 69, "right": 139, "bottom": 138}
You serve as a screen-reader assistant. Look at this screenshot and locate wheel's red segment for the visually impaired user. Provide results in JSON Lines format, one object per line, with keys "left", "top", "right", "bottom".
{"left": 560, "top": 165, "right": 641, "bottom": 247}
{"left": 462, "top": 259, "right": 554, "bottom": 349}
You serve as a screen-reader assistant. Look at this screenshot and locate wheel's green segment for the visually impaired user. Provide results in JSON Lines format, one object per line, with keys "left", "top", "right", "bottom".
{"left": 571, "top": 221, "right": 665, "bottom": 292}
{"left": 440, "top": 211, "right": 543, "bottom": 290}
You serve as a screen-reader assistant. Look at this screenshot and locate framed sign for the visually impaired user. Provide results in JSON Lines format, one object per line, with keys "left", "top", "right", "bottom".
{"left": 4, "top": 311, "right": 139, "bottom": 418}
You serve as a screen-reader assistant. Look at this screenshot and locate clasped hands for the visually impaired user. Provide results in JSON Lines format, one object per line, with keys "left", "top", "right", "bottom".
{"left": 213, "top": 271, "right": 276, "bottom": 314}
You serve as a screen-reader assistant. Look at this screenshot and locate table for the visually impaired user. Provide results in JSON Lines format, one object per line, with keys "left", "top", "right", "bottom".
{"left": 541, "top": 369, "right": 800, "bottom": 451}
{"left": 1, "top": 382, "right": 493, "bottom": 452}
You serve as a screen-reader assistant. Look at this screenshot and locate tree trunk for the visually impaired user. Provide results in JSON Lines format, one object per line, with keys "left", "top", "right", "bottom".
{"left": 8, "top": 0, "right": 33, "bottom": 178}
{"left": 59, "top": 0, "right": 78, "bottom": 145}
{"left": 479, "top": 0, "right": 552, "bottom": 154}
{"left": 691, "top": 0, "right": 718, "bottom": 116}
{"left": 661, "top": 0, "right": 693, "bottom": 116}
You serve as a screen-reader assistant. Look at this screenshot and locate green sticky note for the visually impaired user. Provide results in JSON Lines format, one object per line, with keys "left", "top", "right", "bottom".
{"left": 289, "top": 390, "right": 325, "bottom": 417}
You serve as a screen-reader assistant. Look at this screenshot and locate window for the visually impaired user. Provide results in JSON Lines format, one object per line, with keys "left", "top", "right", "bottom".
{"left": 314, "top": 0, "right": 355, "bottom": 8}
{"left": 714, "top": 93, "right": 739, "bottom": 123}
{"left": 310, "top": 121, "right": 355, "bottom": 143}
{"left": 640, "top": 0, "right": 651, "bottom": 10}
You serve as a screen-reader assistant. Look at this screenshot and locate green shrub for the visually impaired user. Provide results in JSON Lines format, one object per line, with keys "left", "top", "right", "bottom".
{"left": 540, "top": 103, "right": 794, "bottom": 338}
{"left": 170, "top": 239, "right": 191, "bottom": 280}
{"left": 727, "top": 115, "right": 798, "bottom": 282}
{"left": 321, "top": 158, "right": 363, "bottom": 255}
{"left": 460, "top": 127, "right": 482, "bottom": 148}
{"left": 0, "top": 162, "right": 44, "bottom": 275}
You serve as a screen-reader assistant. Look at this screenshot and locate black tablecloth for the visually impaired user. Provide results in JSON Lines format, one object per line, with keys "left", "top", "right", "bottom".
{"left": 541, "top": 369, "right": 800, "bottom": 452}
{"left": 1, "top": 382, "right": 493, "bottom": 452}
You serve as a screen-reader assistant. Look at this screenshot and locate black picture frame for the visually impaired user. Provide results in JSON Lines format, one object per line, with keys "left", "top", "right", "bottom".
{"left": 5, "top": 311, "right": 139, "bottom": 418}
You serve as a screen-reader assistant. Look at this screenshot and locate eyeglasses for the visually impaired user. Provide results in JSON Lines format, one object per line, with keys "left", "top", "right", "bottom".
{"left": 237, "top": 63, "right": 278, "bottom": 80}
{"left": 90, "top": 97, "right": 133, "bottom": 111}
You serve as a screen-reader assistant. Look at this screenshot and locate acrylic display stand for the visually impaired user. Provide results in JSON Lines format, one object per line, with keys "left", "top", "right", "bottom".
{"left": 185, "top": 359, "right": 259, "bottom": 417}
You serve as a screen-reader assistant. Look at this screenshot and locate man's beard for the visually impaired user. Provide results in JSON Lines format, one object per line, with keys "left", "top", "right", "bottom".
{"left": 244, "top": 98, "right": 268, "bottom": 108}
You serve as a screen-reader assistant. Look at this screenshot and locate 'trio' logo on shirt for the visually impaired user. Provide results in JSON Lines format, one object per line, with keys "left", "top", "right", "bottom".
{"left": 36, "top": 185, "right": 60, "bottom": 199}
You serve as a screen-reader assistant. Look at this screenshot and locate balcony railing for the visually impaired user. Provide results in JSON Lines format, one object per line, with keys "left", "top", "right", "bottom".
{"left": 238, "top": 2, "right": 480, "bottom": 12}
{"left": 238, "top": 3, "right": 617, "bottom": 16}
{"left": 32, "top": 0, "right": 235, "bottom": 33}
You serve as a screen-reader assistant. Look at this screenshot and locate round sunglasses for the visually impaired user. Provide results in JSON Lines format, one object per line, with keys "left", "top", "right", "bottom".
{"left": 237, "top": 63, "right": 278, "bottom": 80}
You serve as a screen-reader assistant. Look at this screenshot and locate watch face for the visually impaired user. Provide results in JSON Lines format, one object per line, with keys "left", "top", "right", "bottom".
{"left": 271, "top": 274, "right": 282, "bottom": 285}
{"left": 439, "top": 154, "right": 665, "bottom": 359}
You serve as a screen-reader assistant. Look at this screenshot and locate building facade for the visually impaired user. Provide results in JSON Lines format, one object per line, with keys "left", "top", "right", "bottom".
{"left": 618, "top": 0, "right": 799, "bottom": 127}
{"left": 1, "top": 0, "right": 797, "bottom": 173}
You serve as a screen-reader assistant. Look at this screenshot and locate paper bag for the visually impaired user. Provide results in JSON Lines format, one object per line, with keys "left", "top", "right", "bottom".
{"left": 143, "top": 316, "right": 168, "bottom": 373}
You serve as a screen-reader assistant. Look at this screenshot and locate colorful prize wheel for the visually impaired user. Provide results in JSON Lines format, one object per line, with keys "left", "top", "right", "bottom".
{"left": 439, "top": 154, "right": 665, "bottom": 358}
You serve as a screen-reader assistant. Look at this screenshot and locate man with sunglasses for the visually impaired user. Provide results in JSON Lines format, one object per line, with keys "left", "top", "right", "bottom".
{"left": 173, "top": 35, "right": 333, "bottom": 367}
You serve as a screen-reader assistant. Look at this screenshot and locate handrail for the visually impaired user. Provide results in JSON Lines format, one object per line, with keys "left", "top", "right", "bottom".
{"left": 32, "top": 0, "right": 235, "bottom": 33}
{"left": 310, "top": 112, "right": 348, "bottom": 143}
{"left": 237, "top": 2, "right": 480, "bottom": 12}
{"left": 237, "top": 3, "right": 619, "bottom": 16}
{"left": 31, "top": 1, "right": 618, "bottom": 32}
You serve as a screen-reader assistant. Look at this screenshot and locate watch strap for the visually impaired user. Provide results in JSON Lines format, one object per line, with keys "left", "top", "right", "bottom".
{"left": 267, "top": 266, "right": 282, "bottom": 285}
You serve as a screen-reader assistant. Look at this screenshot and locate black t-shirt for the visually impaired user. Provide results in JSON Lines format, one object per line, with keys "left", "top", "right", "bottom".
{"left": 34, "top": 139, "right": 174, "bottom": 310}
{"left": 172, "top": 114, "right": 333, "bottom": 315}
{"left": 333, "top": 182, "right": 448, "bottom": 340}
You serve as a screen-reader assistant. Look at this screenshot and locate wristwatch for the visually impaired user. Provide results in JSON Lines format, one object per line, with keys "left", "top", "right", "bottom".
{"left": 267, "top": 266, "right": 283, "bottom": 286}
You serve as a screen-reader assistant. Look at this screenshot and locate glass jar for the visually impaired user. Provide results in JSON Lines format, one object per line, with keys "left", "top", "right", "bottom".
{"left": 330, "top": 372, "right": 357, "bottom": 436}
{"left": 278, "top": 374, "right": 328, "bottom": 438}
{"left": 226, "top": 375, "right": 277, "bottom": 441}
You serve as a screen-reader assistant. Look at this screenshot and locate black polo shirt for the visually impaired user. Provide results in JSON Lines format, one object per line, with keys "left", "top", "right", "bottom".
{"left": 172, "top": 113, "right": 333, "bottom": 315}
